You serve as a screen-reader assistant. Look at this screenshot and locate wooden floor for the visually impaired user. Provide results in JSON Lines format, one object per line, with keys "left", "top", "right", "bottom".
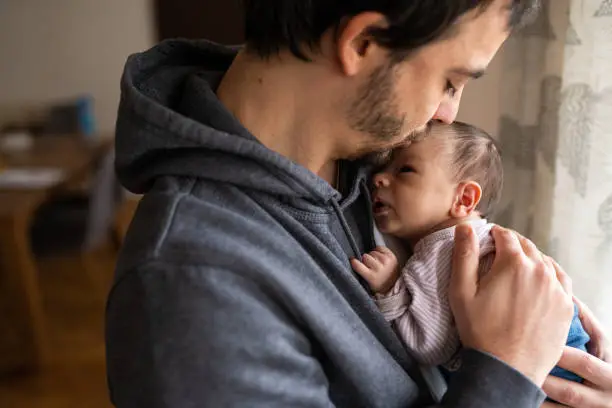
{"left": 0, "top": 244, "right": 116, "bottom": 408}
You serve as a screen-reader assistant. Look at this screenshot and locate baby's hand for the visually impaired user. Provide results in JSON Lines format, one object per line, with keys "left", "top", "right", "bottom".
{"left": 351, "top": 247, "right": 399, "bottom": 294}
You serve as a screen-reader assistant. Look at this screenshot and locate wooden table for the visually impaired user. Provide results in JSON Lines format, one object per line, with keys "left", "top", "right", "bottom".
{"left": 0, "top": 135, "right": 112, "bottom": 374}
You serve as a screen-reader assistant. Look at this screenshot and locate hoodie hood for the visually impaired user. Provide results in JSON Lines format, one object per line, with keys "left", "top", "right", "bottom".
{"left": 115, "top": 39, "right": 340, "bottom": 203}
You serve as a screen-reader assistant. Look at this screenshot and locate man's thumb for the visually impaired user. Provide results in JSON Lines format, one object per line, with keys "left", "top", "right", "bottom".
{"left": 451, "top": 223, "right": 479, "bottom": 300}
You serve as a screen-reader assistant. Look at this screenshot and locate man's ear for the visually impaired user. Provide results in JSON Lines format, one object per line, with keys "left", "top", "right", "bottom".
{"left": 450, "top": 181, "right": 482, "bottom": 218}
{"left": 336, "top": 12, "right": 387, "bottom": 76}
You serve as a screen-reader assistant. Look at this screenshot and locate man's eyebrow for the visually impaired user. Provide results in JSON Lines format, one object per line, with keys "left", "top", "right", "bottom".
{"left": 450, "top": 67, "right": 486, "bottom": 79}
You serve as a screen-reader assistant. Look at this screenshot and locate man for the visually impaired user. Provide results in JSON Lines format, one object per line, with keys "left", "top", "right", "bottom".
{"left": 106, "top": 0, "right": 612, "bottom": 407}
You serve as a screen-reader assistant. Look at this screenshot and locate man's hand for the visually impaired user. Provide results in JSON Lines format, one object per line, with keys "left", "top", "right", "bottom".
{"left": 450, "top": 224, "right": 574, "bottom": 387}
{"left": 541, "top": 347, "right": 612, "bottom": 407}
{"left": 575, "top": 296, "right": 611, "bottom": 362}
{"left": 351, "top": 247, "right": 399, "bottom": 293}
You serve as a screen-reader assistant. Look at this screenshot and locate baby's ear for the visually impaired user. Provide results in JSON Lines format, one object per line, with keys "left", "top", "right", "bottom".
{"left": 450, "top": 181, "right": 482, "bottom": 218}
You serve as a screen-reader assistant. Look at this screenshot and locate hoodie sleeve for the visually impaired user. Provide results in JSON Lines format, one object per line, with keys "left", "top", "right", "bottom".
{"left": 106, "top": 261, "right": 545, "bottom": 408}
{"left": 106, "top": 261, "right": 335, "bottom": 408}
{"left": 435, "top": 349, "right": 546, "bottom": 407}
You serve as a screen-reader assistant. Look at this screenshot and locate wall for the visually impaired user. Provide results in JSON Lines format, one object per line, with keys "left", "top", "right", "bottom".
{"left": 0, "top": 0, "right": 156, "bottom": 134}
{"left": 457, "top": 46, "right": 506, "bottom": 136}
{"left": 0, "top": 0, "right": 502, "bottom": 137}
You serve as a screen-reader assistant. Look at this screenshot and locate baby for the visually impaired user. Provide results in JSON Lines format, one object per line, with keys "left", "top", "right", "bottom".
{"left": 351, "top": 121, "right": 590, "bottom": 382}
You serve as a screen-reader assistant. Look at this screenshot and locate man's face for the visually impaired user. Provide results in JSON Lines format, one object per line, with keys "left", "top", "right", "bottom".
{"left": 344, "top": 1, "right": 511, "bottom": 154}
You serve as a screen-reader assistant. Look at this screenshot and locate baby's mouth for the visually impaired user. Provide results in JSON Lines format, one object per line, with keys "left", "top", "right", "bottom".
{"left": 372, "top": 196, "right": 391, "bottom": 215}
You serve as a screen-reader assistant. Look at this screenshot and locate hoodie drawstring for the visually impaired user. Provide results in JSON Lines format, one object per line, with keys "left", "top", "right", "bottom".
{"left": 359, "top": 180, "right": 377, "bottom": 251}
{"left": 331, "top": 199, "right": 362, "bottom": 261}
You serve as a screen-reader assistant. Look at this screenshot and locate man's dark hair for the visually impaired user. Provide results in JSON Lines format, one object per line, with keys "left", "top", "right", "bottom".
{"left": 446, "top": 121, "right": 504, "bottom": 219}
{"left": 243, "top": 0, "right": 540, "bottom": 61}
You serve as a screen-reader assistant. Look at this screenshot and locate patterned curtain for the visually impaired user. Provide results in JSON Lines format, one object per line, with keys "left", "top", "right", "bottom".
{"left": 495, "top": 0, "right": 612, "bottom": 333}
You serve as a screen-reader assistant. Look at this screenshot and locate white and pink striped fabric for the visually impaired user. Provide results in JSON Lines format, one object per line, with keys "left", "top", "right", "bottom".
{"left": 376, "top": 219, "right": 496, "bottom": 367}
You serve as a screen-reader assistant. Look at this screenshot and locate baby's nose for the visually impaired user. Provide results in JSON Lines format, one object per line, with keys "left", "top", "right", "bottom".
{"left": 373, "top": 173, "right": 390, "bottom": 188}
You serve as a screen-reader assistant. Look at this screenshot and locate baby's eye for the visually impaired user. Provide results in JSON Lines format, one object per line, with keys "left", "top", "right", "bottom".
{"left": 399, "top": 166, "right": 415, "bottom": 174}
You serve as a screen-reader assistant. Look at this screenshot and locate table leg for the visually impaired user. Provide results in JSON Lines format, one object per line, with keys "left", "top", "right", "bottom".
{"left": 0, "top": 209, "right": 48, "bottom": 374}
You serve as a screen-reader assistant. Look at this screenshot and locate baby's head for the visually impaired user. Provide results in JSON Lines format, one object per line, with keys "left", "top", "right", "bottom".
{"left": 371, "top": 121, "right": 503, "bottom": 246}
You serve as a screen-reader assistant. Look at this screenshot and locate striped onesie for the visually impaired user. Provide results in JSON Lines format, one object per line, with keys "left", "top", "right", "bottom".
{"left": 375, "top": 218, "right": 495, "bottom": 368}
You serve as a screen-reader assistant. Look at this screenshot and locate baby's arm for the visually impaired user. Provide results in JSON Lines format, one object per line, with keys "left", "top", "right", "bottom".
{"left": 390, "top": 251, "right": 497, "bottom": 366}
{"left": 353, "top": 244, "right": 495, "bottom": 367}
{"left": 350, "top": 247, "right": 400, "bottom": 294}
{"left": 352, "top": 246, "right": 457, "bottom": 365}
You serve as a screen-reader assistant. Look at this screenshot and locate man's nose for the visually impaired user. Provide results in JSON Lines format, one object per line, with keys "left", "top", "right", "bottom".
{"left": 432, "top": 97, "right": 460, "bottom": 125}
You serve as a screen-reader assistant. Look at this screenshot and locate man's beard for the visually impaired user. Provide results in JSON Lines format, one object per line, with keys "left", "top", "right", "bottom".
{"left": 347, "top": 61, "right": 407, "bottom": 143}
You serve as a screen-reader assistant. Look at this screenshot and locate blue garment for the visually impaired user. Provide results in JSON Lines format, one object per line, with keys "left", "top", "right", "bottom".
{"left": 550, "top": 304, "right": 590, "bottom": 382}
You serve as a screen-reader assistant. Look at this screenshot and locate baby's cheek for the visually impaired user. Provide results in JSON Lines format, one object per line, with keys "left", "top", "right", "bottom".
{"left": 395, "top": 207, "right": 419, "bottom": 230}
{"left": 375, "top": 214, "right": 401, "bottom": 235}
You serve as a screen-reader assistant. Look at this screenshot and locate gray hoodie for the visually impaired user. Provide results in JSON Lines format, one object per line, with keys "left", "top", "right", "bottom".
{"left": 106, "top": 39, "right": 545, "bottom": 408}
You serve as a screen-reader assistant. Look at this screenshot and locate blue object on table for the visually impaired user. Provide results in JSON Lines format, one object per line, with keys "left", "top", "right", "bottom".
{"left": 77, "top": 95, "right": 96, "bottom": 137}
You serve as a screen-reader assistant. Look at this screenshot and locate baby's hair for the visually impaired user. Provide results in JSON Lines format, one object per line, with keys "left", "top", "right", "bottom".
{"left": 441, "top": 121, "right": 504, "bottom": 218}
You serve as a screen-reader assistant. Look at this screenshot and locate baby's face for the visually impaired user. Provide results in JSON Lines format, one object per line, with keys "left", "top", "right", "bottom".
{"left": 372, "top": 134, "right": 458, "bottom": 243}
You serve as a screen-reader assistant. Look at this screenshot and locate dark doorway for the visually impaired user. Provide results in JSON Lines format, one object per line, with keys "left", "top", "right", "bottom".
{"left": 154, "top": 0, "right": 244, "bottom": 44}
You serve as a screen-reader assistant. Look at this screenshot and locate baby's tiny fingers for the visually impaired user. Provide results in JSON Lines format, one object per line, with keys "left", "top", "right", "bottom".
{"left": 362, "top": 253, "right": 383, "bottom": 270}
{"left": 351, "top": 258, "right": 374, "bottom": 280}
{"left": 374, "top": 246, "right": 394, "bottom": 256}
{"left": 374, "top": 247, "right": 398, "bottom": 264}
{"left": 369, "top": 250, "right": 390, "bottom": 264}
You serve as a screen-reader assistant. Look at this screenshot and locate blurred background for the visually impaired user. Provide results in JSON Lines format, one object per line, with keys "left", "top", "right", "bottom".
{"left": 0, "top": 0, "right": 610, "bottom": 407}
